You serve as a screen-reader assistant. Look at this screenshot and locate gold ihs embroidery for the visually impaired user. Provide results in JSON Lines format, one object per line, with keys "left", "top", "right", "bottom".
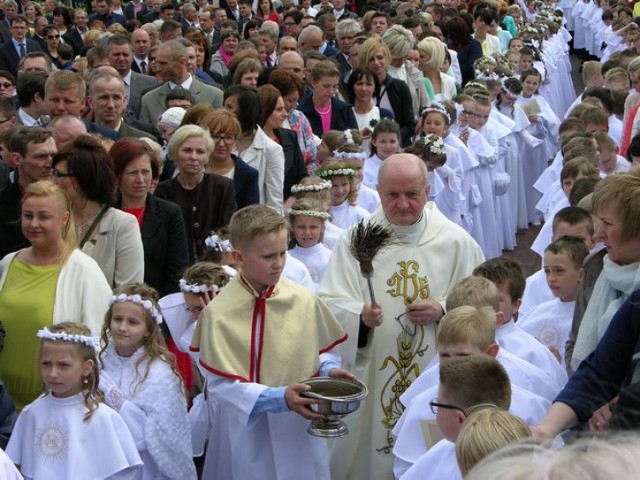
{"left": 386, "top": 260, "right": 430, "bottom": 305}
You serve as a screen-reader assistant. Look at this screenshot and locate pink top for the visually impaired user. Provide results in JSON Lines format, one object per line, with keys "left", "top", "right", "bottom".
{"left": 316, "top": 104, "right": 332, "bottom": 134}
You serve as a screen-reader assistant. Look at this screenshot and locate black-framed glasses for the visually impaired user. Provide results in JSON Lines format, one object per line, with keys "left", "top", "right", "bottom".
{"left": 395, "top": 311, "right": 416, "bottom": 337}
{"left": 212, "top": 134, "right": 237, "bottom": 144}
{"left": 52, "top": 170, "right": 73, "bottom": 179}
{"left": 429, "top": 399, "right": 467, "bottom": 417}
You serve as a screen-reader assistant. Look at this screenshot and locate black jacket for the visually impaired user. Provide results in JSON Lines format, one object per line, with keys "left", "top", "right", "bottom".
{"left": 297, "top": 94, "right": 358, "bottom": 139}
{"left": 231, "top": 153, "right": 260, "bottom": 209}
{"left": 275, "top": 128, "right": 307, "bottom": 198}
{"left": 376, "top": 76, "right": 415, "bottom": 147}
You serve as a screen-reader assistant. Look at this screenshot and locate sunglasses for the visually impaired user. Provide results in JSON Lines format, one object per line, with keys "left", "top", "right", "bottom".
{"left": 48, "top": 34, "right": 61, "bottom": 39}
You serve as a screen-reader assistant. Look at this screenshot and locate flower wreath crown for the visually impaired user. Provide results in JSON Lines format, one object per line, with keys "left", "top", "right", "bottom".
{"left": 37, "top": 327, "right": 100, "bottom": 348}
{"left": 422, "top": 134, "right": 446, "bottom": 156}
{"left": 422, "top": 103, "right": 451, "bottom": 124}
{"left": 204, "top": 234, "right": 233, "bottom": 253}
{"left": 333, "top": 150, "right": 367, "bottom": 161}
{"left": 109, "top": 294, "right": 163, "bottom": 324}
{"left": 179, "top": 278, "right": 220, "bottom": 294}
{"left": 291, "top": 180, "right": 332, "bottom": 193}
{"left": 289, "top": 209, "right": 332, "bottom": 220}
{"left": 316, "top": 166, "right": 356, "bottom": 178}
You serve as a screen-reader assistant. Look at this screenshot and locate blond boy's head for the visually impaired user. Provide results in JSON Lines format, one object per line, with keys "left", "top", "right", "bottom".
{"left": 437, "top": 306, "right": 498, "bottom": 358}
{"left": 446, "top": 276, "right": 500, "bottom": 313}
{"left": 456, "top": 409, "right": 531, "bottom": 476}
{"left": 230, "top": 205, "right": 288, "bottom": 251}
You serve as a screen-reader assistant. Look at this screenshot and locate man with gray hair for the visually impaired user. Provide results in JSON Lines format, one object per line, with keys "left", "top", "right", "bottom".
{"left": 297, "top": 24, "right": 324, "bottom": 53}
{"left": 382, "top": 25, "right": 429, "bottom": 120}
{"left": 140, "top": 39, "right": 222, "bottom": 125}
{"left": 335, "top": 18, "right": 361, "bottom": 75}
{"left": 259, "top": 20, "right": 279, "bottom": 67}
{"left": 50, "top": 115, "right": 87, "bottom": 150}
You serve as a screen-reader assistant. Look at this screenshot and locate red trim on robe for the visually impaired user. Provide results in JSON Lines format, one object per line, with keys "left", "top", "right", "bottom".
{"left": 319, "top": 332, "right": 349, "bottom": 354}
{"left": 199, "top": 359, "right": 251, "bottom": 382}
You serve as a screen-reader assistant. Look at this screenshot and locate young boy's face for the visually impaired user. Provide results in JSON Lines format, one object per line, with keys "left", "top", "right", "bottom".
{"left": 597, "top": 147, "right": 619, "bottom": 175}
{"left": 435, "top": 385, "right": 466, "bottom": 442}
{"left": 554, "top": 221, "right": 596, "bottom": 250}
{"left": 585, "top": 122, "right": 608, "bottom": 134}
{"left": 562, "top": 173, "right": 584, "bottom": 198}
{"left": 439, "top": 341, "right": 484, "bottom": 361}
{"left": 543, "top": 250, "right": 582, "bottom": 302}
{"left": 232, "top": 228, "right": 288, "bottom": 291}
{"left": 496, "top": 281, "right": 520, "bottom": 322}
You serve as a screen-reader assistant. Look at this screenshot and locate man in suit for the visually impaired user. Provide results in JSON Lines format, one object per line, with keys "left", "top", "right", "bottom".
{"left": 138, "top": 0, "right": 161, "bottom": 24}
{"left": 0, "top": 1, "right": 19, "bottom": 44}
{"left": 0, "top": 15, "right": 41, "bottom": 78}
{"left": 130, "top": 28, "right": 151, "bottom": 75}
{"left": 181, "top": 3, "right": 200, "bottom": 30}
{"left": 89, "top": 0, "right": 126, "bottom": 28}
{"left": 140, "top": 39, "right": 223, "bottom": 126}
{"left": 30, "top": 16, "right": 48, "bottom": 50}
{"left": 225, "top": 0, "right": 240, "bottom": 24}
{"left": 331, "top": 0, "right": 356, "bottom": 21}
{"left": 15, "top": 70, "right": 48, "bottom": 126}
{"left": 63, "top": 8, "right": 89, "bottom": 57}
{"left": 237, "top": 0, "right": 258, "bottom": 33}
{"left": 259, "top": 21, "right": 278, "bottom": 68}
{"left": 335, "top": 18, "right": 361, "bottom": 76}
{"left": 88, "top": 68, "right": 157, "bottom": 140}
{"left": 298, "top": 25, "right": 337, "bottom": 56}
{"left": 199, "top": 8, "right": 217, "bottom": 47}
{"left": 106, "top": 35, "right": 156, "bottom": 119}
{"left": 44, "top": 70, "right": 120, "bottom": 140}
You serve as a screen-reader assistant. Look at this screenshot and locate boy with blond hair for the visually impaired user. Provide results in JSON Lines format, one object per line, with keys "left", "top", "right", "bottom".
{"left": 593, "top": 131, "right": 631, "bottom": 177}
{"left": 455, "top": 409, "right": 531, "bottom": 476}
{"left": 393, "top": 306, "right": 552, "bottom": 478}
{"left": 400, "top": 353, "right": 512, "bottom": 480}
{"left": 191, "top": 205, "right": 350, "bottom": 480}
{"left": 518, "top": 237, "right": 590, "bottom": 364}
{"left": 521, "top": 207, "right": 596, "bottom": 319}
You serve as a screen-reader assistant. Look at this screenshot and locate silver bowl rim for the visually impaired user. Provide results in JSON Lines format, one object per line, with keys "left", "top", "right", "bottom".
{"left": 299, "top": 376, "right": 368, "bottom": 402}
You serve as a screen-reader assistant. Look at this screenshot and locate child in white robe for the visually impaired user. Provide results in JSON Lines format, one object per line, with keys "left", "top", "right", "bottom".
{"left": 290, "top": 177, "right": 344, "bottom": 250}
{"left": 520, "top": 207, "right": 596, "bottom": 321}
{"left": 7, "top": 323, "right": 142, "bottom": 480}
{"left": 316, "top": 160, "right": 369, "bottom": 230}
{"left": 595, "top": 131, "right": 631, "bottom": 177}
{"left": 518, "top": 237, "right": 590, "bottom": 364}
{"left": 362, "top": 119, "right": 401, "bottom": 189}
{"left": 288, "top": 198, "right": 333, "bottom": 289}
{"left": 0, "top": 449, "right": 22, "bottom": 480}
{"left": 99, "top": 284, "right": 197, "bottom": 480}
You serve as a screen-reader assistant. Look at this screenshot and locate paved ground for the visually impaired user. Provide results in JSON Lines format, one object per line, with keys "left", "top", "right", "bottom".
{"left": 500, "top": 54, "right": 584, "bottom": 278}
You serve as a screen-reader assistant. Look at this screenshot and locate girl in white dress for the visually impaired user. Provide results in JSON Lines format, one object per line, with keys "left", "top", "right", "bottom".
{"left": 316, "top": 160, "right": 370, "bottom": 230}
{"left": 290, "top": 176, "right": 344, "bottom": 249}
{"left": 99, "top": 284, "right": 197, "bottom": 480}
{"left": 7, "top": 323, "right": 142, "bottom": 480}
{"left": 362, "top": 119, "right": 401, "bottom": 189}
{"left": 288, "top": 198, "right": 333, "bottom": 289}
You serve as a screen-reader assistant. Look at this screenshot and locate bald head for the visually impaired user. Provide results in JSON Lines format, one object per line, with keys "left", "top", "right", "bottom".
{"left": 377, "top": 153, "right": 429, "bottom": 226}
{"left": 278, "top": 50, "right": 305, "bottom": 80}
{"left": 50, "top": 115, "right": 87, "bottom": 150}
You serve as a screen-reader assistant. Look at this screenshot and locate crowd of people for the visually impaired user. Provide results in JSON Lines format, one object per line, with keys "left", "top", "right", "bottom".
{"left": 0, "top": 0, "right": 639, "bottom": 477}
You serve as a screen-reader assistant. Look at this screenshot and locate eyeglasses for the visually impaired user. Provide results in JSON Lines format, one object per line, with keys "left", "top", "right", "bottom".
{"left": 52, "top": 170, "right": 73, "bottom": 179}
{"left": 47, "top": 34, "right": 61, "bottom": 39}
{"left": 212, "top": 134, "right": 237, "bottom": 144}
{"left": 429, "top": 399, "right": 467, "bottom": 417}
{"left": 0, "top": 83, "right": 12, "bottom": 89}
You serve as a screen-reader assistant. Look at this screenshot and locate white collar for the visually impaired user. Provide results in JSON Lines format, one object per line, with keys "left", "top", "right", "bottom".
{"left": 169, "top": 75, "right": 193, "bottom": 90}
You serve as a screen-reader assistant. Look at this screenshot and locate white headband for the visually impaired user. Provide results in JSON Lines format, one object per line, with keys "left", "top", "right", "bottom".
{"left": 333, "top": 151, "right": 367, "bottom": 161}
{"left": 204, "top": 234, "right": 233, "bottom": 253}
{"left": 37, "top": 327, "right": 100, "bottom": 348}
{"left": 109, "top": 294, "right": 163, "bottom": 324}
{"left": 289, "top": 209, "right": 331, "bottom": 220}
{"left": 179, "top": 278, "right": 220, "bottom": 294}
{"left": 291, "top": 180, "right": 332, "bottom": 193}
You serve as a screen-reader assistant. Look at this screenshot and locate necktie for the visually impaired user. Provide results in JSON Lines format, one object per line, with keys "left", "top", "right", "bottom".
{"left": 140, "top": 60, "right": 147, "bottom": 74}
{"left": 18, "top": 43, "right": 25, "bottom": 58}
{"left": 266, "top": 56, "right": 272, "bottom": 68}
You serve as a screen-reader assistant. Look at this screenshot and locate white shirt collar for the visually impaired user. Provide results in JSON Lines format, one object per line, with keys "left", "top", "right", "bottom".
{"left": 18, "top": 107, "right": 37, "bottom": 127}
{"left": 169, "top": 75, "right": 193, "bottom": 90}
{"left": 122, "top": 70, "right": 132, "bottom": 86}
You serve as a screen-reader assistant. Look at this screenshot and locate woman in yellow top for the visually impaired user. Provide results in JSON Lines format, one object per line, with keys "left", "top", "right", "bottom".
{"left": 0, "top": 181, "right": 111, "bottom": 410}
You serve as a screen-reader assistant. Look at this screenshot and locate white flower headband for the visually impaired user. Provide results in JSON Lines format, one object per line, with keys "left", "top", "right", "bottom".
{"left": 501, "top": 77, "right": 519, "bottom": 99}
{"left": 108, "top": 293, "right": 163, "bottom": 324}
{"left": 475, "top": 71, "right": 500, "bottom": 82}
{"left": 422, "top": 103, "right": 451, "bottom": 123}
{"left": 316, "top": 166, "right": 356, "bottom": 178}
{"left": 37, "top": 327, "right": 100, "bottom": 348}
{"left": 343, "top": 129, "right": 354, "bottom": 145}
{"left": 204, "top": 234, "right": 233, "bottom": 252}
{"left": 179, "top": 278, "right": 220, "bottom": 294}
{"left": 291, "top": 180, "right": 332, "bottom": 193}
{"left": 423, "top": 134, "right": 446, "bottom": 155}
{"left": 289, "top": 209, "right": 331, "bottom": 220}
{"left": 333, "top": 150, "right": 367, "bottom": 161}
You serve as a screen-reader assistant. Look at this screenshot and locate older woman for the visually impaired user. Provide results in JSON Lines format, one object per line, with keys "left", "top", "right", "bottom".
{"left": 199, "top": 109, "right": 259, "bottom": 210}
{"left": 210, "top": 30, "right": 239, "bottom": 79}
{"left": 0, "top": 181, "right": 111, "bottom": 410}
{"left": 52, "top": 135, "right": 144, "bottom": 288}
{"left": 356, "top": 36, "right": 415, "bottom": 146}
{"left": 110, "top": 137, "right": 189, "bottom": 297}
{"left": 268, "top": 68, "right": 319, "bottom": 172}
{"left": 258, "top": 84, "right": 307, "bottom": 203}
{"left": 154, "top": 125, "right": 237, "bottom": 262}
{"left": 417, "top": 36, "right": 457, "bottom": 102}
{"left": 224, "top": 86, "right": 285, "bottom": 213}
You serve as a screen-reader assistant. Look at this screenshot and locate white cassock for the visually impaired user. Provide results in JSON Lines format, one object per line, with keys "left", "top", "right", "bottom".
{"left": 323, "top": 221, "right": 344, "bottom": 250}
{"left": 400, "top": 439, "right": 460, "bottom": 480}
{"left": 282, "top": 252, "right": 314, "bottom": 290}
{"left": 6, "top": 393, "right": 142, "bottom": 479}
{"left": 0, "top": 449, "right": 23, "bottom": 480}
{"left": 519, "top": 269, "right": 554, "bottom": 321}
{"left": 329, "top": 200, "right": 370, "bottom": 230}
{"left": 392, "top": 383, "right": 550, "bottom": 478}
{"left": 100, "top": 344, "right": 196, "bottom": 480}
{"left": 497, "top": 319, "right": 568, "bottom": 389}
{"left": 357, "top": 184, "right": 381, "bottom": 213}
{"left": 318, "top": 203, "right": 484, "bottom": 480}
{"left": 363, "top": 154, "right": 383, "bottom": 189}
{"left": 517, "top": 298, "right": 575, "bottom": 361}
{"left": 289, "top": 243, "right": 333, "bottom": 288}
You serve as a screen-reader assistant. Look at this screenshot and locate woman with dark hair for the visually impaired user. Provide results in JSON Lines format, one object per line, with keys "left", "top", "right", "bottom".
{"left": 186, "top": 30, "right": 212, "bottom": 75}
{"left": 44, "top": 25, "right": 64, "bottom": 70}
{"left": 256, "top": 0, "right": 280, "bottom": 23}
{"left": 223, "top": 85, "right": 285, "bottom": 213}
{"left": 258, "top": 84, "right": 307, "bottom": 203}
{"left": 242, "top": 18, "right": 261, "bottom": 39}
{"left": 345, "top": 67, "right": 394, "bottom": 140}
{"left": 199, "top": 109, "right": 260, "bottom": 210}
{"left": 51, "top": 135, "right": 144, "bottom": 288}
{"left": 110, "top": 137, "right": 189, "bottom": 297}
{"left": 52, "top": 5, "right": 72, "bottom": 37}
{"left": 210, "top": 30, "right": 240, "bottom": 78}
{"left": 268, "top": 68, "right": 318, "bottom": 172}
{"left": 446, "top": 16, "right": 482, "bottom": 86}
